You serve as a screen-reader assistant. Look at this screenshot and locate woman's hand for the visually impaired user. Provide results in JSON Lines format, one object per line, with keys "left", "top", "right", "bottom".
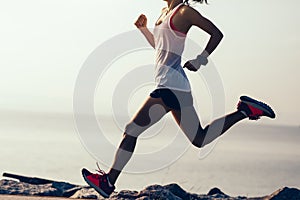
{"left": 183, "top": 55, "right": 208, "bottom": 72}
{"left": 134, "top": 14, "right": 148, "bottom": 29}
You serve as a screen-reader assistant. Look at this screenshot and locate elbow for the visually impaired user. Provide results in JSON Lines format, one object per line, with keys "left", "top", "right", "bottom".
{"left": 214, "top": 31, "right": 223, "bottom": 45}
{"left": 210, "top": 29, "right": 223, "bottom": 43}
{"left": 217, "top": 30, "right": 224, "bottom": 41}
{"left": 220, "top": 32, "right": 224, "bottom": 40}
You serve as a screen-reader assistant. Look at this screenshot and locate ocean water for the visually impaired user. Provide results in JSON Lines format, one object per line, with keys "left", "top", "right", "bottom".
{"left": 0, "top": 111, "right": 299, "bottom": 197}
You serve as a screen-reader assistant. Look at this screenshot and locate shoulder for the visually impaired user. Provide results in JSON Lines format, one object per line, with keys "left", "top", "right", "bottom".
{"left": 180, "top": 5, "right": 202, "bottom": 17}
{"left": 178, "top": 5, "right": 204, "bottom": 23}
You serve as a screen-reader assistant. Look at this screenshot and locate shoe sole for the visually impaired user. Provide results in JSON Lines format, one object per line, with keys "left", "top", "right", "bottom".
{"left": 81, "top": 168, "right": 110, "bottom": 198}
{"left": 240, "top": 96, "right": 275, "bottom": 119}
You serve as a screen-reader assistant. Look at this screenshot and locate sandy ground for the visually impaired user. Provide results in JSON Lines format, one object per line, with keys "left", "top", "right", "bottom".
{"left": 0, "top": 195, "right": 77, "bottom": 200}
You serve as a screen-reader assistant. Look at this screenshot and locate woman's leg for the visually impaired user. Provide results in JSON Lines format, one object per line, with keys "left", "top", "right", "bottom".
{"left": 108, "top": 96, "right": 170, "bottom": 185}
{"left": 171, "top": 106, "right": 246, "bottom": 148}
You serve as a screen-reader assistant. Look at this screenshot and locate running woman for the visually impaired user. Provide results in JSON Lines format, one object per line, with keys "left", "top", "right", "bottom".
{"left": 82, "top": 0, "right": 275, "bottom": 197}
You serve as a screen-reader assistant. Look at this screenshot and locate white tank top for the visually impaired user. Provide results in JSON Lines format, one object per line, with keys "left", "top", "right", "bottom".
{"left": 153, "top": 3, "right": 191, "bottom": 92}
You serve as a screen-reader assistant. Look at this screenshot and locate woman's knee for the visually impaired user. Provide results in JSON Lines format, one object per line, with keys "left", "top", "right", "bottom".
{"left": 191, "top": 127, "right": 207, "bottom": 148}
{"left": 124, "top": 121, "right": 146, "bottom": 138}
{"left": 192, "top": 140, "right": 204, "bottom": 148}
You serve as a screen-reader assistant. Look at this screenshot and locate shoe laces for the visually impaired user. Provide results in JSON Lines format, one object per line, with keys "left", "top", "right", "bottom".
{"left": 95, "top": 162, "right": 106, "bottom": 175}
{"left": 95, "top": 162, "right": 114, "bottom": 187}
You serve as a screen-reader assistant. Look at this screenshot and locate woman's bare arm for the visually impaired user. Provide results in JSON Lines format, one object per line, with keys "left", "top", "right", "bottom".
{"left": 134, "top": 14, "right": 155, "bottom": 48}
{"left": 182, "top": 6, "right": 223, "bottom": 71}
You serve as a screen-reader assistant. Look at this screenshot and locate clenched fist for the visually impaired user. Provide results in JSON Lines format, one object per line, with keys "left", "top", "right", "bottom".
{"left": 134, "top": 14, "right": 148, "bottom": 29}
{"left": 183, "top": 55, "right": 208, "bottom": 72}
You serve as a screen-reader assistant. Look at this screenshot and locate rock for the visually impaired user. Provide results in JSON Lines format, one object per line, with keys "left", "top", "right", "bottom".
{"left": 110, "top": 184, "right": 237, "bottom": 200}
{"left": 2, "top": 173, "right": 54, "bottom": 185}
{"left": 1, "top": 177, "right": 300, "bottom": 200}
{"left": 206, "top": 187, "right": 232, "bottom": 199}
{"left": 0, "top": 179, "right": 57, "bottom": 196}
{"left": 113, "top": 190, "right": 139, "bottom": 199}
{"left": 207, "top": 187, "right": 226, "bottom": 196}
{"left": 136, "top": 184, "right": 182, "bottom": 200}
{"left": 164, "top": 183, "right": 191, "bottom": 199}
{"left": 70, "top": 187, "right": 99, "bottom": 199}
{"left": 51, "top": 181, "right": 81, "bottom": 197}
{"left": 0, "top": 179, "right": 81, "bottom": 197}
{"left": 266, "top": 187, "right": 300, "bottom": 200}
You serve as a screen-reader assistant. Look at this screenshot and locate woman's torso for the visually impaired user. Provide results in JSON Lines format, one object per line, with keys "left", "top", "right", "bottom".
{"left": 153, "top": 3, "right": 191, "bottom": 92}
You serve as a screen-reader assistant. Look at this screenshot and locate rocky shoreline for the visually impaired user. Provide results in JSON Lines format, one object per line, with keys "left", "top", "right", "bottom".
{"left": 0, "top": 173, "right": 300, "bottom": 199}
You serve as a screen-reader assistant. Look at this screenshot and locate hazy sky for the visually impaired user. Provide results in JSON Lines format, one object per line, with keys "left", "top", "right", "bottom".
{"left": 0, "top": 0, "right": 299, "bottom": 126}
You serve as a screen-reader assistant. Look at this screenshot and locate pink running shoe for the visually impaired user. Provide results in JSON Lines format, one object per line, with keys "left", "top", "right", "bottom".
{"left": 237, "top": 96, "right": 276, "bottom": 120}
{"left": 82, "top": 167, "right": 115, "bottom": 198}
